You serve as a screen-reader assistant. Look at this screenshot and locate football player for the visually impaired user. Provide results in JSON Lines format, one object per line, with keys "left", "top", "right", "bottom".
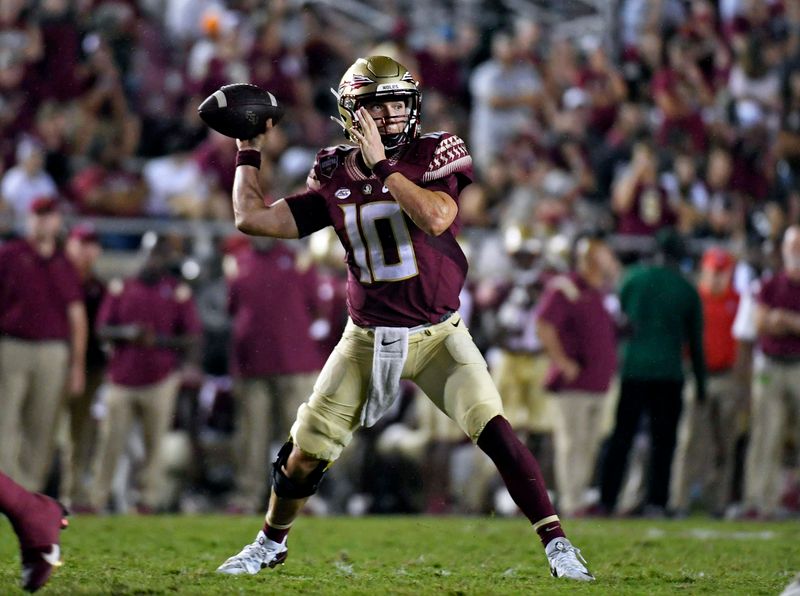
{"left": 216, "top": 56, "right": 594, "bottom": 581}
{"left": 0, "top": 471, "right": 68, "bottom": 592}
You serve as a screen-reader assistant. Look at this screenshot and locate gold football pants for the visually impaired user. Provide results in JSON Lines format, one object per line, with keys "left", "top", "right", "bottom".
{"left": 291, "top": 313, "right": 504, "bottom": 461}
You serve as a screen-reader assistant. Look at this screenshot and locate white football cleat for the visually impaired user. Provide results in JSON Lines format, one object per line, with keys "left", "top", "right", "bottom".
{"left": 216, "top": 531, "right": 288, "bottom": 575}
{"left": 546, "top": 537, "right": 595, "bottom": 581}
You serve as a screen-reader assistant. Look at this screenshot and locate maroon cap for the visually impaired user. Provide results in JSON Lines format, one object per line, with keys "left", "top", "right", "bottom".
{"left": 29, "top": 196, "right": 60, "bottom": 215}
{"left": 68, "top": 223, "right": 100, "bottom": 244}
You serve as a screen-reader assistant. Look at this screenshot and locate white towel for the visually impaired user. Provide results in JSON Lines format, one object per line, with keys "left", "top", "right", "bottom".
{"left": 360, "top": 326, "right": 409, "bottom": 427}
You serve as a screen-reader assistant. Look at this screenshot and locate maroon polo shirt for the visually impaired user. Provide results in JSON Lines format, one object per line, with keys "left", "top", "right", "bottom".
{"left": 285, "top": 132, "right": 473, "bottom": 328}
{"left": 96, "top": 276, "right": 201, "bottom": 387}
{"left": 535, "top": 272, "right": 617, "bottom": 393}
{"left": 0, "top": 239, "right": 82, "bottom": 341}
{"left": 228, "top": 243, "right": 326, "bottom": 377}
{"left": 757, "top": 272, "right": 800, "bottom": 358}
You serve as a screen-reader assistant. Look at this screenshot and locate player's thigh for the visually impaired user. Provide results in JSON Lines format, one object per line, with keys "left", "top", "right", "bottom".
{"left": 413, "top": 328, "right": 503, "bottom": 442}
{"left": 291, "top": 338, "right": 372, "bottom": 462}
{"left": 492, "top": 353, "right": 523, "bottom": 421}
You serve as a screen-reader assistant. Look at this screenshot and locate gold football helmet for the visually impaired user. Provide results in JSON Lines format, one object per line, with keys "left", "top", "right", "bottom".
{"left": 331, "top": 56, "right": 421, "bottom": 151}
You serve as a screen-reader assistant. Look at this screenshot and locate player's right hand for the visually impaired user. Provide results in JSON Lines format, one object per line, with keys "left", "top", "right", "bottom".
{"left": 237, "top": 121, "right": 273, "bottom": 151}
{"left": 349, "top": 107, "right": 386, "bottom": 169}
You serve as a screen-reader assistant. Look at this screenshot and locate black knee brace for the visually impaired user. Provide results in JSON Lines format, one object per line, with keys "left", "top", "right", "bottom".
{"left": 271, "top": 440, "right": 328, "bottom": 499}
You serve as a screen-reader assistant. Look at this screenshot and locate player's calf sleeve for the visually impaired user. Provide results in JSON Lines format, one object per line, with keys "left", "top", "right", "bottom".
{"left": 477, "top": 416, "right": 566, "bottom": 547}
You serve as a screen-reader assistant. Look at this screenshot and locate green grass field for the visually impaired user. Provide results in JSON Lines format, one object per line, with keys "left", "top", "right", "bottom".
{"left": 1, "top": 515, "right": 798, "bottom": 594}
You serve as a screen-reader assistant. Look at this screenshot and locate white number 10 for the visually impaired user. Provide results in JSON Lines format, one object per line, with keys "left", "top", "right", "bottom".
{"left": 341, "top": 202, "right": 419, "bottom": 283}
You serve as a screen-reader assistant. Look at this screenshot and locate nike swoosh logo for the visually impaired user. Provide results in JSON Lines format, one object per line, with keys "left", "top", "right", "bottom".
{"left": 42, "top": 545, "right": 62, "bottom": 567}
{"left": 544, "top": 525, "right": 558, "bottom": 532}
{"left": 381, "top": 338, "right": 402, "bottom": 346}
{"left": 451, "top": 319, "right": 460, "bottom": 327}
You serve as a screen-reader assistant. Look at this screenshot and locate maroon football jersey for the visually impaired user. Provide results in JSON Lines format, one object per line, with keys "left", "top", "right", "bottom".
{"left": 285, "top": 132, "right": 473, "bottom": 327}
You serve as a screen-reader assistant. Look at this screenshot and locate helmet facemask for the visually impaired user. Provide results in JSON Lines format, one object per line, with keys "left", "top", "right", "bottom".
{"left": 331, "top": 56, "right": 421, "bottom": 154}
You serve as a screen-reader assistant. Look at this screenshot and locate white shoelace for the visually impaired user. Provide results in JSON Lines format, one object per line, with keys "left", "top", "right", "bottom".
{"left": 552, "top": 544, "right": 590, "bottom": 574}
{"left": 227, "top": 541, "right": 269, "bottom": 568}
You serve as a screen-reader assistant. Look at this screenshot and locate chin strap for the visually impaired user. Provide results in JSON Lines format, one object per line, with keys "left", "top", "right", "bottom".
{"left": 382, "top": 134, "right": 408, "bottom": 153}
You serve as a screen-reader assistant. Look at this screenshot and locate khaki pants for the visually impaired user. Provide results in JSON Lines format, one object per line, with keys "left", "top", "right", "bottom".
{"left": 60, "top": 367, "right": 105, "bottom": 507}
{"left": 231, "top": 373, "right": 317, "bottom": 511}
{"left": 0, "top": 338, "right": 69, "bottom": 491}
{"left": 744, "top": 354, "right": 800, "bottom": 515}
{"left": 550, "top": 390, "right": 608, "bottom": 515}
{"left": 90, "top": 374, "right": 181, "bottom": 510}
{"left": 670, "top": 372, "right": 741, "bottom": 513}
{"left": 492, "top": 351, "right": 552, "bottom": 432}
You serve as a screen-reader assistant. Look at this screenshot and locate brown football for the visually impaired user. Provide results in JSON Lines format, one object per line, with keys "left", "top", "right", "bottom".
{"left": 198, "top": 83, "right": 284, "bottom": 140}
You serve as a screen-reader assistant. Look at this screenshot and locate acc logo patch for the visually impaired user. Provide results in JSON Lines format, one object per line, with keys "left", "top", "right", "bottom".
{"left": 319, "top": 154, "right": 338, "bottom": 178}
{"left": 335, "top": 188, "right": 351, "bottom": 200}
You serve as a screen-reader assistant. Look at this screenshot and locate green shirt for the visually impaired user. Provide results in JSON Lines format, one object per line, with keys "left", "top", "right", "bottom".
{"left": 619, "top": 264, "right": 706, "bottom": 391}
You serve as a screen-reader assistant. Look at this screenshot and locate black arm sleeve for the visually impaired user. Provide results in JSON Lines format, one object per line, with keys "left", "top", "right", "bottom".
{"left": 284, "top": 190, "right": 332, "bottom": 238}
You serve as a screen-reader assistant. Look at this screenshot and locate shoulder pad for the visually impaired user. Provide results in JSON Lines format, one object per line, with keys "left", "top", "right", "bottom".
{"left": 175, "top": 283, "right": 193, "bottom": 303}
{"left": 420, "top": 133, "right": 472, "bottom": 183}
{"left": 313, "top": 144, "right": 354, "bottom": 181}
{"left": 108, "top": 278, "right": 124, "bottom": 296}
{"left": 549, "top": 275, "right": 580, "bottom": 302}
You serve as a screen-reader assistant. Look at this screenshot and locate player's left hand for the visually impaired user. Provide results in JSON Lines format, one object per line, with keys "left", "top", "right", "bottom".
{"left": 349, "top": 107, "right": 386, "bottom": 169}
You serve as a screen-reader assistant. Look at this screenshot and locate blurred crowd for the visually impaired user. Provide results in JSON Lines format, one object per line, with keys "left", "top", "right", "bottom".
{"left": 1, "top": 0, "right": 800, "bottom": 520}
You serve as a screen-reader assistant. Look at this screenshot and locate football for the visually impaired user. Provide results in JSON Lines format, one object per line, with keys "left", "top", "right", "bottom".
{"left": 197, "top": 83, "right": 284, "bottom": 140}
